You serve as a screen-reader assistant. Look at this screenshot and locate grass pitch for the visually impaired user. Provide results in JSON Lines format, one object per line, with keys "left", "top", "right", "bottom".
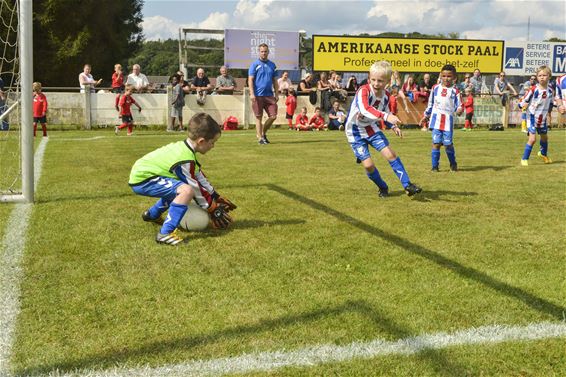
{"left": 5, "top": 128, "right": 566, "bottom": 376}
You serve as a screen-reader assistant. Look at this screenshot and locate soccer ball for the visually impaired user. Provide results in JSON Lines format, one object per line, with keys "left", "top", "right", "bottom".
{"left": 178, "top": 203, "right": 210, "bottom": 231}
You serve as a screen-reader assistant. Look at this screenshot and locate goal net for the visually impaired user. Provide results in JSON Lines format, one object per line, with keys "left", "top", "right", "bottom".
{"left": 0, "top": 0, "right": 33, "bottom": 203}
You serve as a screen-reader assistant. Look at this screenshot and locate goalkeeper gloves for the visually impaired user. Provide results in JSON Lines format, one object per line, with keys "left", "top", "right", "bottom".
{"left": 208, "top": 202, "right": 233, "bottom": 229}
{"left": 215, "top": 196, "right": 237, "bottom": 212}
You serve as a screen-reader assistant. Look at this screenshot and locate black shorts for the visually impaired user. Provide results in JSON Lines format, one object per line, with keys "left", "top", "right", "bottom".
{"left": 33, "top": 116, "right": 47, "bottom": 123}
{"left": 286, "top": 112, "right": 293, "bottom": 120}
{"left": 465, "top": 112, "right": 473, "bottom": 121}
{"left": 121, "top": 114, "right": 133, "bottom": 123}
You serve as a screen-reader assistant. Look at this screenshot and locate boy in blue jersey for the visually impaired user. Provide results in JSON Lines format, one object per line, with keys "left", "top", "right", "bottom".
{"left": 421, "top": 64, "right": 463, "bottom": 172}
{"left": 129, "top": 113, "right": 236, "bottom": 246}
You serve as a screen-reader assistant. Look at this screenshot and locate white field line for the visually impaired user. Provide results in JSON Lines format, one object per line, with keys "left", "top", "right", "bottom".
{"left": 48, "top": 321, "right": 566, "bottom": 377}
{"left": 0, "top": 137, "right": 49, "bottom": 376}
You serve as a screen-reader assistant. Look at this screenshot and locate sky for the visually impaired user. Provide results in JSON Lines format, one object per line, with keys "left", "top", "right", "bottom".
{"left": 141, "top": 0, "right": 566, "bottom": 42}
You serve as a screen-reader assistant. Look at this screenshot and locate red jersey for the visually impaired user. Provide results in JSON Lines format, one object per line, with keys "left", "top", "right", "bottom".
{"left": 463, "top": 94, "right": 474, "bottom": 114}
{"left": 388, "top": 95, "right": 398, "bottom": 115}
{"left": 112, "top": 72, "right": 124, "bottom": 88}
{"left": 118, "top": 94, "right": 137, "bottom": 116}
{"left": 309, "top": 114, "right": 324, "bottom": 127}
{"left": 295, "top": 114, "right": 308, "bottom": 126}
{"left": 33, "top": 92, "right": 48, "bottom": 117}
{"left": 285, "top": 95, "right": 297, "bottom": 115}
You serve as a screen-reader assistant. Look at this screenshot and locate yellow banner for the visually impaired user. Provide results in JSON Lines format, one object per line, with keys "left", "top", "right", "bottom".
{"left": 313, "top": 35, "right": 504, "bottom": 73}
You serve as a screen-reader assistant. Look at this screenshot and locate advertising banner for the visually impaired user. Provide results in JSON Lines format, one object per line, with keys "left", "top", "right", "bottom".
{"left": 504, "top": 41, "right": 566, "bottom": 76}
{"left": 224, "top": 29, "right": 299, "bottom": 70}
{"left": 313, "top": 35, "right": 504, "bottom": 73}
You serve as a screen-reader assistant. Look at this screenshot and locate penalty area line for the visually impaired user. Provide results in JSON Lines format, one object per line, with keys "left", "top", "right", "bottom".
{"left": 0, "top": 137, "right": 49, "bottom": 376}
{"left": 49, "top": 320, "right": 566, "bottom": 377}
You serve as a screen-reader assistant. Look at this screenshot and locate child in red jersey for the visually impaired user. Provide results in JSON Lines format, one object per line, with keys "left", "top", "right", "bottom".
{"left": 111, "top": 63, "right": 124, "bottom": 93}
{"left": 462, "top": 87, "right": 474, "bottom": 130}
{"left": 295, "top": 107, "right": 311, "bottom": 131}
{"left": 32, "top": 82, "right": 48, "bottom": 137}
{"left": 115, "top": 84, "right": 142, "bottom": 136}
{"left": 285, "top": 87, "right": 297, "bottom": 129}
{"left": 309, "top": 107, "right": 327, "bottom": 130}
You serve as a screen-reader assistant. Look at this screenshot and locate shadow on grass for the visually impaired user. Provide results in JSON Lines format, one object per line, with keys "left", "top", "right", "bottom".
{"left": 267, "top": 184, "right": 565, "bottom": 320}
{"left": 385, "top": 189, "right": 478, "bottom": 202}
{"left": 18, "top": 300, "right": 467, "bottom": 377}
{"left": 457, "top": 165, "right": 513, "bottom": 172}
{"left": 184, "top": 218, "right": 307, "bottom": 240}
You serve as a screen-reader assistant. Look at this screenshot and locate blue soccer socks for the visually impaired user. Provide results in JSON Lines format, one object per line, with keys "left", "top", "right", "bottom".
{"left": 522, "top": 143, "right": 533, "bottom": 160}
{"left": 367, "top": 167, "right": 388, "bottom": 190}
{"left": 148, "top": 198, "right": 170, "bottom": 220}
{"left": 431, "top": 149, "right": 441, "bottom": 169}
{"left": 539, "top": 141, "right": 548, "bottom": 156}
{"left": 160, "top": 202, "right": 187, "bottom": 235}
{"left": 388, "top": 157, "right": 411, "bottom": 188}
{"left": 445, "top": 145, "right": 457, "bottom": 166}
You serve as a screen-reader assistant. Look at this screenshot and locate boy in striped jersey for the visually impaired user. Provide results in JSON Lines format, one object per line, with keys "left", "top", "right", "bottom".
{"left": 421, "top": 64, "right": 463, "bottom": 172}
{"left": 519, "top": 66, "right": 554, "bottom": 165}
{"left": 344, "top": 61, "right": 422, "bottom": 197}
{"left": 129, "top": 113, "right": 236, "bottom": 245}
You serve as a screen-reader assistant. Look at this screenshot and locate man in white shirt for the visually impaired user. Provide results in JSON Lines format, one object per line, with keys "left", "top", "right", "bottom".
{"left": 126, "top": 64, "right": 150, "bottom": 92}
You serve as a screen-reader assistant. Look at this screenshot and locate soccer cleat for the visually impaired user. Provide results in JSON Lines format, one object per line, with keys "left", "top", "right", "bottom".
{"left": 537, "top": 151, "right": 552, "bottom": 164}
{"left": 431, "top": 167, "right": 440, "bottom": 172}
{"left": 263, "top": 135, "right": 271, "bottom": 144}
{"left": 114, "top": 126, "right": 119, "bottom": 135}
{"left": 142, "top": 210, "right": 164, "bottom": 225}
{"left": 127, "top": 132, "right": 133, "bottom": 136}
{"left": 156, "top": 230, "right": 187, "bottom": 246}
{"left": 404, "top": 183, "right": 422, "bottom": 197}
{"left": 378, "top": 187, "right": 389, "bottom": 198}
{"left": 521, "top": 159, "right": 529, "bottom": 166}
{"left": 258, "top": 138, "right": 267, "bottom": 145}
{"left": 450, "top": 163, "right": 458, "bottom": 172}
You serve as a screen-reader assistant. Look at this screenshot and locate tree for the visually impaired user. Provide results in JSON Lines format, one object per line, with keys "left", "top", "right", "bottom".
{"left": 33, "top": 0, "right": 144, "bottom": 87}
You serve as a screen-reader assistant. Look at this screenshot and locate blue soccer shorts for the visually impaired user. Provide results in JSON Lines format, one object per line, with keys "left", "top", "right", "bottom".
{"left": 350, "top": 131, "right": 390, "bottom": 162}
{"left": 431, "top": 129, "right": 453, "bottom": 146}
{"left": 527, "top": 118, "right": 548, "bottom": 135}
{"left": 130, "top": 176, "right": 185, "bottom": 201}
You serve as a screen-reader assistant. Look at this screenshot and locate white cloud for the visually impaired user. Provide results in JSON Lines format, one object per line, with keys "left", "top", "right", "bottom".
{"left": 198, "top": 12, "right": 230, "bottom": 30}
{"left": 142, "top": 15, "right": 180, "bottom": 40}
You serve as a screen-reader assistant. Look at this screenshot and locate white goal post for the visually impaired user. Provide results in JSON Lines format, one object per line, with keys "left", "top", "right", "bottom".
{"left": 0, "top": 0, "right": 33, "bottom": 203}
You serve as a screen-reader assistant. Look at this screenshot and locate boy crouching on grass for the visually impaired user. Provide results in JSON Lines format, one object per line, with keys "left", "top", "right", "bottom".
{"left": 128, "top": 113, "right": 237, "bottom": 246}
{"left": 345, "top": 60, "right": 422, "bottom": 197}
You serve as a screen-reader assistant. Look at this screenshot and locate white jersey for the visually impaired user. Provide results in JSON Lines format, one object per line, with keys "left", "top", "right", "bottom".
{"left": 424, "top": 84, "right": 462, "bottom": 132}
{"left": 518, "top": 85, "right": 554, "bottom": 128}
{"left": 555, "top": 74, "right": 566, "bottom": 101}
{"left": 345, "top": 84, "right": 392, "bottom": 143}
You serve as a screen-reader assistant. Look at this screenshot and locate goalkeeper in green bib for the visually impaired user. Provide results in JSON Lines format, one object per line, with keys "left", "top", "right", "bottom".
{"left": 129, "top": 113, "right": 236, "bottom": 245}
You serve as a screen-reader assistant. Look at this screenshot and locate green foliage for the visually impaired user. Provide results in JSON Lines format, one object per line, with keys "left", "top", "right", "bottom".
{"left": 33, "top": 0, "right": 144, "bottom": 87}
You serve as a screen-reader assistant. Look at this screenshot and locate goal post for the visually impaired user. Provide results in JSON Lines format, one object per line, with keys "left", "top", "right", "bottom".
{"left": 0, "top": 0, "right": 33, "bottom": 203}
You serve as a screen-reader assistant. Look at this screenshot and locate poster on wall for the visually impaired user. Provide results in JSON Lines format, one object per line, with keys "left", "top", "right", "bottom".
{"left": 504, "top": 42, "right": 566, "bottom": 76}
{"left": 224, "top": 29, "right": 299, "bottom": 70}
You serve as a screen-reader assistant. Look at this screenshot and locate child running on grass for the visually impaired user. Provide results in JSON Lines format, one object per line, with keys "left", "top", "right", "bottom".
{"left": 32, "top": 82, "right": 48, "bottom": 137}
{"left": 421, "top": 64, "right": 463, "bottom": 172}
{"left": 519, "top": 66, "right": 554, "bottom": 166}
{"left": 344, "top": 60, "right": 422, "bottom": 197}
{"left": 129, "top": 113, "right": 237, "bottom": 246}
{"left": 115, "top": 84, "right": 142, "bottom": 136}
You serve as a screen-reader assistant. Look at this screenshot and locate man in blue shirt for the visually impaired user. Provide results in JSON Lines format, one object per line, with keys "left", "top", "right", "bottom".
{"left": 248, "top": 43, "right": 279, "bottom": 144}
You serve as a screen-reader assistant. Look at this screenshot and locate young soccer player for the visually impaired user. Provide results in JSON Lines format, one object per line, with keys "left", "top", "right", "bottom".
{"left": 309, "top": 107, "right": 327, "bottom": 130}
{"left": 129, "top": 113, "right": 237, "bottom": 245}
{"left": 421, "top": 64, "right": 463, "bottom": 172}
{"left": 519, "top": 66, "right": 554, "bottom": 165}
{"left": 32, "top": 82, "right": 48, "bottom": 137}
{"left": 170, "top": 74, "right": 185, "bottom": 132}
{"left": 462, "top": 87, "right": 474, "bottom": 131}
{"left": 115, "top": 84, "right": 142, "bottom": 136}
{"left": 285, "top": 87, "right": 297, "bottom": 130}
{"left": 555, "top": 73, "right": 566, "bottom": 115}
{"left": 345, "top": 61, "right": 422, "bottom": 197}
{"left": 295, "top": 107, "right": 311, "bottom": 131}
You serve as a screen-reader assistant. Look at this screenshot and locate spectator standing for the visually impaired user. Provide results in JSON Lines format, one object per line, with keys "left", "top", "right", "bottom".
{"left": 126, "top": 64, "right": 150, "bottom": 93}
{"left": 469, "top": 68, "right": 483, "bottom": 95}
{"left": 285, "top": 87, "right": 297, "bottom": 129}
{"left": 215, "top": 66, "right": 236, "bottom": 94}
{"left": 170, "top": 74, "right": 185, "bottom": 132}
{"left": 299, "top": 72, "right": 317, "bottom": 105}
{"left": 346, "top": 75, "right": 359, "bottom": 92}
{"left": 277, "top": 71, "right": 293, "bottom": 95}
{"left": 519, "top": 66, "right": 554, "bottom": 166}
{"left": 519, "top": 75, "right": 537, "bottom": 96}
{"left": 317, "top": 71, "right": 333, "bottom": 111}
{"left": 111, "top": 64, "right": 125, "bottom": 93}
{"left": 248, "top": 43, "right": 279, "bottom": 144}
{"left": 458, "top": 73, "right": 472, "bottom": 92}
{"left": 191, "top": 68, "right": 212, "bottom": 105}
{"left": 494, "top": 71, "right": 517, "bottom": 128}
{"left": 176, "top": 71, "right": 191, "bottom": 95}
{"left": 32, "top": 82, "right": 48, "bottom": 137}
{"left": 79, "top": 64, "right": 102, "bottom": 93}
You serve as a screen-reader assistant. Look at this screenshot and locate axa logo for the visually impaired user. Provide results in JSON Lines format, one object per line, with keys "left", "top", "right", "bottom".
{"left": 505, "top": 47, "right": 524, "bottom": 69}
